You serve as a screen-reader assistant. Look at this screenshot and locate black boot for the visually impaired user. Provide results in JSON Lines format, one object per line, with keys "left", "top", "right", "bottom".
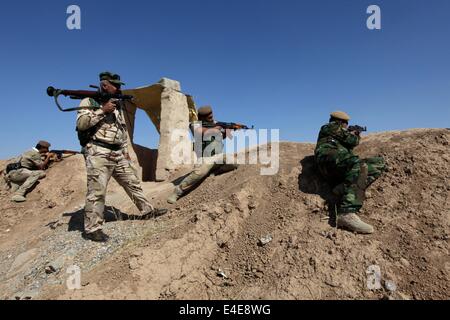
{"left": 141, "top": 208, "right": 169, "bottom": 220}
{"left": 82, "top": 230, "right": 110, "bottom": 242}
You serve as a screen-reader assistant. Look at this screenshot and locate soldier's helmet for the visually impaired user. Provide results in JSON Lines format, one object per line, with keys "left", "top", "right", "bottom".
{"left": 330, "top": 111, "right": 350, "bottom": 121}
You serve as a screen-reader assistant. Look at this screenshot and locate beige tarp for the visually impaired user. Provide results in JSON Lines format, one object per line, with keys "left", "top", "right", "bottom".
{"left": 123, "top": 84, "right": 198, "bottom": 134}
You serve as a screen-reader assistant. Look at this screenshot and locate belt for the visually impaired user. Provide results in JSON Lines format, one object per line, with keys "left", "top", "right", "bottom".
{"left": 92, "top": 141, "right": 122, "bottom": 151}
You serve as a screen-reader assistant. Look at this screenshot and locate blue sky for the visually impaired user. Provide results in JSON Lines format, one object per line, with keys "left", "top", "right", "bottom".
{"left": 0, "top": 0, "right": 449, "bottom": 158}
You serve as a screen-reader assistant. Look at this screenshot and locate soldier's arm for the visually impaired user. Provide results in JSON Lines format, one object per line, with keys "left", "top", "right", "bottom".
{"left": 328, "top": 123, "right": 360, "bottom": 147}
{"left": 76, "top": 98, "right": 105, "bottom": 131}
{"left": 30, "top": 152, "right": 51, "bottom": 171}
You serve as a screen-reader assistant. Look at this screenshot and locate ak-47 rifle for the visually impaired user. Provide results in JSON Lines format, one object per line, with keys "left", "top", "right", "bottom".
{"left": 348, "top": 125, "right": 367, "bottom": 134}
{"left": 49, "top": 150, "right": 81, "bottom": 161}
{"left": 46, "top": 86, "right": 133, "bottom": 112}
{"left": 202, "top": 121, "right": 254, "bottom": 130}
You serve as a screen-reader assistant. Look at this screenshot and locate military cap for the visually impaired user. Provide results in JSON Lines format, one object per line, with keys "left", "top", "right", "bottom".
{"left": 37, "top": 140, "right": 51, "bottom": 148}
{"left": 198, "top": 105, "right": 213, "bottom": 117}
{"left": 99, "top": 71, "right": 125, "bottom": 85}
{"left": 330, "top": 111, "right": 351, "bottom": 121}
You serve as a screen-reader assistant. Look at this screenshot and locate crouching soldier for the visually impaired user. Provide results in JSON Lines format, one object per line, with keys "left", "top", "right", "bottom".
{"left": 315, "top": 111, "right": 386, "bottom": 234}
{"left": 167, "top": 106, "right": 238, "bottom": 204}
{"left": 77, "top": 71, "right": 168, "bottom": 242}
{"left": 6, "top": 140, "right": 53, "bottom": 202}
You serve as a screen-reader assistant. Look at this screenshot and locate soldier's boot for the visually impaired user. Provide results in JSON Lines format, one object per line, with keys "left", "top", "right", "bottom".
{"left": 337, "top": 213, "right": 374, "bottom": 234}
{"left": 167, "top": 186, "right": 183, "bottom": 204}
{"left": 10, "top": 182, "right": 20, "bottom": 193}
{"left": 11, "top": 193, "right": 26, "bottom": 203}
{"left": 140, "top": 208, "right": 169, "bottom": 220}
{"left": 82, "top": 230, "right": 110, "bottom": 243}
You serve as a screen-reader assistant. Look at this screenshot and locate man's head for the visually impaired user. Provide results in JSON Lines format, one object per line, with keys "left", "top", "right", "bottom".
{"left": 198, "top": 105, "right": 214, "bottom": 122}
{"left": 36, "top": 140, "right": 51, "bottom": 154}
{"left": 329, "top": 111, "right": 350, "bottom": 128}
{"left": 99, "top": 71, "right": 125, "bottom": 94}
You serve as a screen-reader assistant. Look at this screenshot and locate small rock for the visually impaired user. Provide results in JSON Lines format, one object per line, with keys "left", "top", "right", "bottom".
{"left": 400, "top": 258, "right": 410, "bottom": 268}
{"left": 45, "top": 265, "right": 57, "bottom": 274}
{"left": 217, "top": 269, "right": 228, "bottom": 279}
{"left": 384, "top": 280, "right": 397, "bottom": 292}
{"left": 404, "top": 166, "right": 413, "bottom": 175}
{"left": 248, "top": 201, "right": 257, "bottom": 210}
{"left": 129, "top": 258, "right": 139, "bottom": 270}
{"left": 223, "top": 203, "right": 233, "bottom": 214}
{"left": 258, "top": 235, "right": 273, "bottom": 247}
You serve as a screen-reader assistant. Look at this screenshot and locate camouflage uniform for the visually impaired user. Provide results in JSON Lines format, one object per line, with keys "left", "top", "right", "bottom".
{"left": 314, "top": 121, "right": 386, "bottom": 214}
{"left": 77, "top": 98, "right": 154, "bottom": 234}
{"left": 6, "top": 149, "right": 46, "bottom": 197}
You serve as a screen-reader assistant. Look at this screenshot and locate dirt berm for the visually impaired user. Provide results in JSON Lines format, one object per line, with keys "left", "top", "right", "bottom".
{"left": 0, "top": 128, "right": 448, "bottom": 300}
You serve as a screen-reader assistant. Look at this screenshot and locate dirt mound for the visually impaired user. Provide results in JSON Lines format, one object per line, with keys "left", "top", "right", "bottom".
{"left": 0, "top": 129, "right": 449, "bottom": 300}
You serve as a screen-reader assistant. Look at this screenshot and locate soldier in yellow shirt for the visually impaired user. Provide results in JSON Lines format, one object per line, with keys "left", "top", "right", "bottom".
{"left": 76, "top": 72, "right": 167, "bottom": 242}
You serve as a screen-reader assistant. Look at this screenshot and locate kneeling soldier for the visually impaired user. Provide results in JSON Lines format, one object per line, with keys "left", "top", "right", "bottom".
{"left": 6, "top": 140, "right": 53, "bottom": 203}
{"left": 314, "top": 111, "right": 386, "bottom": 234}
{"left": 167, "top": 106, "right": 238, "bottom": 204}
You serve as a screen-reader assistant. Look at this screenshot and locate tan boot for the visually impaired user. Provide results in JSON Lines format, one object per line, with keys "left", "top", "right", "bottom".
{"left": 167, "top": 186, "right": 183, "bottom": 204}
{"left": 11, "top": 194, "right": 26, "bottom": 203}
{"left": 10, "top": 182, "right": 20, "bottom": 193}
{"left": 337, "top": 213, "right": 374, "bottom": 234}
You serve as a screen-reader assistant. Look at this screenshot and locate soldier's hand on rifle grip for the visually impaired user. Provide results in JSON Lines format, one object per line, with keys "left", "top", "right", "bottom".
{"left": 102, "top": 99, "right": 116, "bottom": 114}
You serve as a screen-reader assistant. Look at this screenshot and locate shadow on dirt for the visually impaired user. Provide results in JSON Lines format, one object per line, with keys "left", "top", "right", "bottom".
{"left": 298, "top": 156, "right": 339, "bottom": 226}
{"left": 63, "top": 206, "right": 129, "bottom": 232}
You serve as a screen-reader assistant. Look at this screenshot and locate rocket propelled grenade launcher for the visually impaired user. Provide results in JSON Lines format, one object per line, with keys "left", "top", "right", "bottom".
{"left": 46, "top": 86, "right": 134, "bottom": 112}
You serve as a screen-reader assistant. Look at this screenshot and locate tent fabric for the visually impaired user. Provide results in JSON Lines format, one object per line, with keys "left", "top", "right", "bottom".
{"left": 123, "top": 84, "right": 198, "bottom": 133}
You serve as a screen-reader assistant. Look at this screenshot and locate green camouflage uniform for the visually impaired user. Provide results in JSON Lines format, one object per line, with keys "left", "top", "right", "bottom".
{"left": 177, "top": 122, "right": 238, "bottom": 193}
{"left": 314, "top": 121, "right": 386, "bottom": 214}
{"left": 77, "top": 98, "right": 153, "bottom": 234}
{"left": 6, "top": 149, "right": 46, "bottom": 197}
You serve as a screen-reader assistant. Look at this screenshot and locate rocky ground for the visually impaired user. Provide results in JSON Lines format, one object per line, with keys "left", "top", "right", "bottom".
{"left": 0, "top": 128, "right": 449, "bottom": 300}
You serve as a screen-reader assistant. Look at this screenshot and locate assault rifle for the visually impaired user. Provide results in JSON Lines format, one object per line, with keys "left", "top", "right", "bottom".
{"left": 49, "top": 150, "right": 81, "bottom": 161}
{"left": 348, "top": 125, "right": 367, "bottom": 134}
{"left": 46, "top": 86, "right": 133, "bottom": 112}
{"left": 202, "top": 121, "right": 254, "bottom": 130}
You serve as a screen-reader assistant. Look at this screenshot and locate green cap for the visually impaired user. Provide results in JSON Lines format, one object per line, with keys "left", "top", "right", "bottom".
{"left": 99, "top": 71, "right": 125, "bottom": 85}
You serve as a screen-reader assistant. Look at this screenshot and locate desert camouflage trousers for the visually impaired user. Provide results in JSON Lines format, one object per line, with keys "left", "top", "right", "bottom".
{"left": 6, "top": 168, "right": 46, "bottom": 196}
{"left": 317, "top": 155, "right": 386, "bottom": 214}
{"left": 84, "top": 151, "right": 153, "bottom": 234}
{"left": 179, "top": 154, "right": 238, "bottom": 193}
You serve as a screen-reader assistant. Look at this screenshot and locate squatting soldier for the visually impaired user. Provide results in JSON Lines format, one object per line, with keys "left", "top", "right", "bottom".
{"left": 315, "top": 111, "right": 386, "bottom": 234}
{"left": 5, "top": 140, "right": 53, "bottom": 203}
{"left": 77, "top": 71, "right": 167, "bottom": 242}
{"left": 167, "top": 106, "right": 238, "bottom": 204}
